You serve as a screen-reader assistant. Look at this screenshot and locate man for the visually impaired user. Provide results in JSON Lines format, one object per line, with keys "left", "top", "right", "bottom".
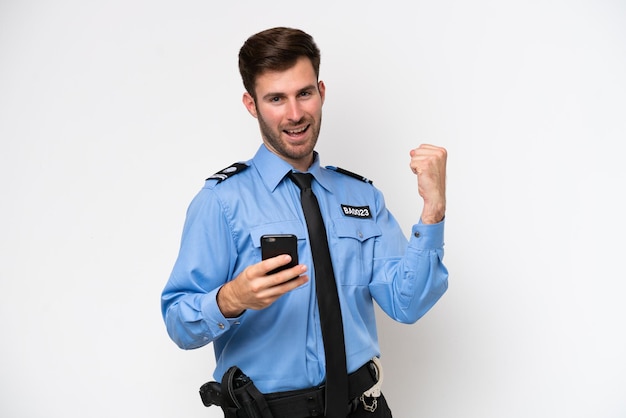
{"left": 161, "top": 27, "right": 448, "bottom": 418}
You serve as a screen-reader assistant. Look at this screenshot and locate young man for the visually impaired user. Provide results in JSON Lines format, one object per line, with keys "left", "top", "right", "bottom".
{"left": 161, "top": 27, "right": 448, "bottom": 418}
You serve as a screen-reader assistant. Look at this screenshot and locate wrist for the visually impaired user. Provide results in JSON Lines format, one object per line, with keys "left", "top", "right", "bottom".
{"left": 421, "top": 201, "right": 446, "bottom": 224}
{"left": 216, "top": 283, "right": 245, "bottom": 318}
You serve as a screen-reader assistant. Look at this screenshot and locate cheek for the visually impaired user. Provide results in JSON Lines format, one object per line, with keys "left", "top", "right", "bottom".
{"left": 258, "top": 108, "right": 283, "bottom": 127}
{"left": 305, "top": 100, "right": 323, "bottom": 118}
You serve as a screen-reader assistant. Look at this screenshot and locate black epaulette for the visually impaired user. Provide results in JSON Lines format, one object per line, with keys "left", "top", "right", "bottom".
{"left": 206, "top": 162, "right": 249, "bottom": 183}
{"left": 326, "top": 166, "right": 373, "bottom": 184}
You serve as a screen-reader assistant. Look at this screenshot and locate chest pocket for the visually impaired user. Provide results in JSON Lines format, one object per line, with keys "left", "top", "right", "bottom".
{"left": 332, "top": 218, "right": 382, "bottom": 285}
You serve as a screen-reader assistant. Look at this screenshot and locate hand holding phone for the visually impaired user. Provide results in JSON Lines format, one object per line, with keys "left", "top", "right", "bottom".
{"left": 217, "top": 234, "right": 303, "bottom": 316}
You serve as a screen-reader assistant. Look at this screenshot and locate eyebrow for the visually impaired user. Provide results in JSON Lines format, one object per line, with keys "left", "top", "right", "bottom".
{"left": 261, "top": 84, "right": 317, "bottom": 101}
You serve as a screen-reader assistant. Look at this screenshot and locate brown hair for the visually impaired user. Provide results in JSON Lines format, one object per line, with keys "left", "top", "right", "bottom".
{"left": 238, "top": 27, "right": 321, "bottom": 99}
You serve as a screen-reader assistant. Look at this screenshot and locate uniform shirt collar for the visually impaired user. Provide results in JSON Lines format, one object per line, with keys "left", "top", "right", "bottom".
{"left": 252, "top": 144, "right": 332, "bottom": 193}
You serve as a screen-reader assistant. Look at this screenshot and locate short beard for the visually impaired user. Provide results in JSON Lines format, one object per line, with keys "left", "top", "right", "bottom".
{"left": 257, "top": 110, "right": 321, "bottom": 162}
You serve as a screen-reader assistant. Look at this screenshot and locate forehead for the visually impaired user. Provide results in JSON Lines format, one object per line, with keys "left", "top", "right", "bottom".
{"left": 254, "top": 57, "right": 318, "bottom": 96}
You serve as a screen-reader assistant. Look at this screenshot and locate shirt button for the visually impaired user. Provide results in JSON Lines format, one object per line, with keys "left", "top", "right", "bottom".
{"left": 414, "top": 231, "right": 421, "bottom": 238}
{"left": 358, "top": 231, "right": 363, "bottom": 239}
{"left": 218, "top": 323, "right": 225, "bottom": 330}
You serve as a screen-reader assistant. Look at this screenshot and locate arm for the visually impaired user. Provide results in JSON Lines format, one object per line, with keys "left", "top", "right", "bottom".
{"left": 370, "top": 145, "right": 448, "bottom": 323}
{"left": 160, "top": 189, "right": 235, "bottom": 349}
{"left": 161, "top": 188, "right": 308, "bottom": 349}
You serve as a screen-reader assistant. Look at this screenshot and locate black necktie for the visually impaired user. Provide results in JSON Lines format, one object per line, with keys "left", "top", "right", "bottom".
{"left": 288, "top": 172, "right": 348, "bottom": 418}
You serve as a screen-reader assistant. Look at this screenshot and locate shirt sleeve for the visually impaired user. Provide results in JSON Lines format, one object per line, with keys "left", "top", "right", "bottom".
{"left": 161, "top": 187, "right": 241, "bottom": 349}
{"left": 369, "top": 191, "right": 448, "bottom": 324}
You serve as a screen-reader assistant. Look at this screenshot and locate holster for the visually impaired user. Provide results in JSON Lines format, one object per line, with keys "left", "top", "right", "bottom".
{"left": 199, "top": 366, "right": 274, "bottom": 418}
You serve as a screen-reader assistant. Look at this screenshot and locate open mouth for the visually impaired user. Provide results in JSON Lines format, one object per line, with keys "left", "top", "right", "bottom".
{"left": 284, "top": 125, "right": 309, "bottom": 137}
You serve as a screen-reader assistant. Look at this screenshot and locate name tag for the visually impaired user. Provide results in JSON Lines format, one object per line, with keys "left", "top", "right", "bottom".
{"left": 341, "top": 204, "right": 372, "bottom": 219}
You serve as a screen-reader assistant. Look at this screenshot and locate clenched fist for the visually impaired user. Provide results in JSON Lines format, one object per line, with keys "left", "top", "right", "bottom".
{"left": 409, "top": 144, "right": 447, "bottom": 224}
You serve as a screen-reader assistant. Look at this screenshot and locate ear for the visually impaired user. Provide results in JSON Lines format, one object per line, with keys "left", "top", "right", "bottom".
{"left": 318, "top": 80, "right": 326, "bottom": 105}
{"left": 242, "top": 92, "right": 258, "bottom": 118}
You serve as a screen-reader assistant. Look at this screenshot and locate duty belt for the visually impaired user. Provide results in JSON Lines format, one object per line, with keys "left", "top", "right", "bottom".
{"left": 199, "top": 358, "right": 383, "bottom": 418}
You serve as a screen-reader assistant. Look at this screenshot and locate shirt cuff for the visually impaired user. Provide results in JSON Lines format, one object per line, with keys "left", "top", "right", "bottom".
{"left": 409, "top": 218, "right": 445, "bottom": 250}
{"left": 201, "top": 287, "right": 243, "bottom": 335}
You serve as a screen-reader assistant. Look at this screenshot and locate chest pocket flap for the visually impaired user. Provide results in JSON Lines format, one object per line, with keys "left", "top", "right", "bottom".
{"left": 333, "top": 218, "right": 382, "bottom": 242}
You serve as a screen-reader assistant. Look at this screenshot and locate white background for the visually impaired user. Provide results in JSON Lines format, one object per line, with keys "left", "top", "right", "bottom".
{"left": 1, "top": 1, "right": 625, "bottom": 417}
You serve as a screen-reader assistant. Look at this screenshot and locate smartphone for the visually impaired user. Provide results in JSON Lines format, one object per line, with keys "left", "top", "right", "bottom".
{"left": 261, "top": 234, "right": 298, "bottom": 275}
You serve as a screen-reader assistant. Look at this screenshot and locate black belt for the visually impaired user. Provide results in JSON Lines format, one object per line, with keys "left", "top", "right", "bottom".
{"left": 200, "top": 360, "right": 379, "bottom": 418}
{"left": 263, "top": 360, "right": 378, "bottom": 417}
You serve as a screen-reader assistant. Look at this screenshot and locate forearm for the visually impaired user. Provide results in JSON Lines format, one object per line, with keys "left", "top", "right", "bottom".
{"left": 162, "top": 286, "right": 239, "bottom": 349}
{"left": 371, "top": 220, "right": 448, "bottom": 323}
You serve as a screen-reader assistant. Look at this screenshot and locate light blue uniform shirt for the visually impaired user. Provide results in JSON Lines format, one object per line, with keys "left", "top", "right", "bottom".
{"left": 161, "top": 144, "right": 448, "bottom": 393}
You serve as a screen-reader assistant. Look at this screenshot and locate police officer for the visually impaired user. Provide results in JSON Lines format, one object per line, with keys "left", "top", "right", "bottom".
{"left": 162, "top": 26, "right": 448, "bottom": 418}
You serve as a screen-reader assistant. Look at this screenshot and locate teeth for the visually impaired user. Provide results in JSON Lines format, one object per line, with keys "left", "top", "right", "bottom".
{"left": 286, "top": 126, "right": 306, "bottom": 134}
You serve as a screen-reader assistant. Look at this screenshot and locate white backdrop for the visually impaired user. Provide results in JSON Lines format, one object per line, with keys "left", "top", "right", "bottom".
{"left": 1, "top": 1, "right": 625, "bottom": 417}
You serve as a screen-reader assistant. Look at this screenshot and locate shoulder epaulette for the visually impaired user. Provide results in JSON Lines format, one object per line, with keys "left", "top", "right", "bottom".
{"left": 326, "top": 166, "right": 373, "bottom": 184}
{"left": 206, "top": 162, "right": 249, "bottom": 183}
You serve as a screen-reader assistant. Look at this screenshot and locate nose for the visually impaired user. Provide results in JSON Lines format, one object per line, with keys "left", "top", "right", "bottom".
{"left": 285, "top": 98, "right": 305, "bottom": 123}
